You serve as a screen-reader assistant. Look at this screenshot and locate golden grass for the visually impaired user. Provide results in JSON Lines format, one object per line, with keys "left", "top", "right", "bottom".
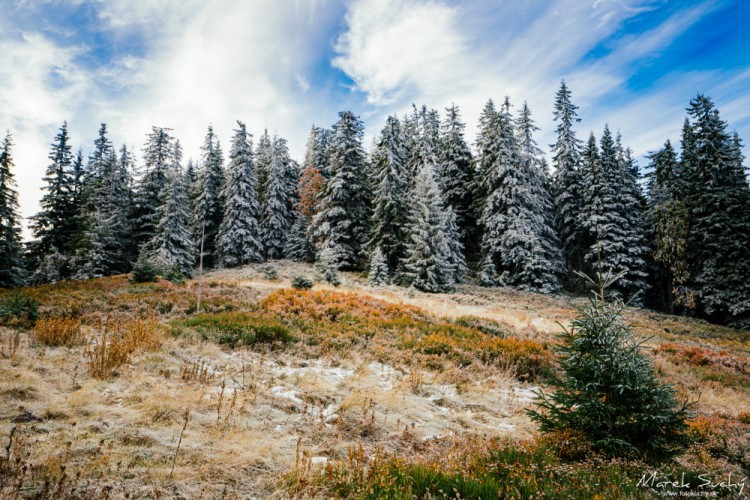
{"left": 0, "top": 263, "right": 747, "bottom": 497}
{"left": 32, "top": 317, "right": 82, "bottom": 347}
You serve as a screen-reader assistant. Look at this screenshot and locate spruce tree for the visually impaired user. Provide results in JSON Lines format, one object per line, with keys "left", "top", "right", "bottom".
{"left": 368, "top": 246, "right": 390, "bottom": 287}
{"left": 287, "top": 126, "right": 328, "bottom": 262}
{"left": 29, "top": 122, "right": 77, "bottom": 280}
{"left": 260, "top": 136, "right": 294, "bottom": 259}
{"left": 682, "top": 95, "right": 750, "bottom": 325}
{"left": 76, "top": 145, "right": 131, "bottom": 279}
{"left": 529, "top": 271, "right": 690, "bottom": 459}
{"left": 0, "top": 132, "right": 25, "bottom": 287}
{"left": 551, "top": 81, "right": 585, "bottom": 280}
{"left": 473, "top": 99, "right": 501, "bottom": 221}
{"left": 134, "top": 127, "right": 173, "bottom": 249}
{"left": 437, "top": 104, "right": 477, "bottom": 256}
{"left": 217, "top": 121, "right": 263, "bottom": 267}
{"left": 401, "top": 162, "right": 458, "bottom": 293}
{"left": 192, "top": 126, "right": 225, "bottom": 268}
{"left": 311, "top": 111, "right": 372, "bottom": 271}
{"left": 369, "top": 116, "right": 409, "bottom": 272}
{"left": 579, "top": 127, "right": 648, "bottom": 302}
{"left": 146, "top": 165, "right": 194, "bottom": 276}
{"left": 646, "top": 141, "right": 689, "bottom": 313}
{"left": 255, "top": 129, "right": 273, "bottom": 206}
{"left": 478, "top": 100, "right": 562, "bottom": 292}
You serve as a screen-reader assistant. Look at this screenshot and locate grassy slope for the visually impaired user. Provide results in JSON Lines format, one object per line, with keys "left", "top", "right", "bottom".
{"left": 0, "top": 261, "right": 748, "bottom": 498}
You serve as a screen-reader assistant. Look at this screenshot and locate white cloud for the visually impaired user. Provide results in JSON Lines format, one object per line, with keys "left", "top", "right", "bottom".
{"left": 1, "top": 0, "right": 342, "bottom": 237}
{"left": 332, "top": 0, "right": 740, "bottom": 168}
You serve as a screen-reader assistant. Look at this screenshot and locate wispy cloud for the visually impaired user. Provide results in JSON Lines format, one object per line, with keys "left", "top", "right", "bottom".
{"left": 0, "top": 0, "right": 747, "bottom": 240}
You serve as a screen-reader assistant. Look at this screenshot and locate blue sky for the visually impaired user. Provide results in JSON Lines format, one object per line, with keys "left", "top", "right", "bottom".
{"left": 1, "top": 0, "right": 748, "bottom": 234}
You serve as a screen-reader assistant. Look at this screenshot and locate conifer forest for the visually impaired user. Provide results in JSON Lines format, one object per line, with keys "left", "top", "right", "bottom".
{"left": 2, "top": 85, "right": 748, "bottom": 328}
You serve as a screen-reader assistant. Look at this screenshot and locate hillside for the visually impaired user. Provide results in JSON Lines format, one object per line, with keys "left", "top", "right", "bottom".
{"left": 1, "top": 261, "right": 749, "bottom": 498}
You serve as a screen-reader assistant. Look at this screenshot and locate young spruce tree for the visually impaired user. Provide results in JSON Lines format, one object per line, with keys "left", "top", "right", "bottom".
{"left": 529, "top": 270, "right": 690, "bottom": 459}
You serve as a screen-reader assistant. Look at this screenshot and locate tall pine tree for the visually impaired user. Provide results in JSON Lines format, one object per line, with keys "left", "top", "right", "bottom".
{"left": 134, "top": 127, "right": 173, "bottom": 249}
{"left": 260, "top": 135, "right": 295, "bottom": 259}
{"left": 551, "top": 81, "right": 585, "bottom": 282}
{"left": 402, "top": 162, "right": 459, "bottom": 293}
{"left": 646, "top": 140, "right": 689, "bottom": 313}
{"left": 217, "top": 121, "right": 263, "bottom": 267}
{"left": 369, "top": 116, "right": 409, "bottom": 273}
{"left": 312, "top": 111, "right": 372, "bottom": 271}
{"left": 192, "top": 126, "right": 225, "bottom": 268}
{"left": 437, "top": 104, "right": 477, "bottom": 257}
{"left": 29, "top": 122, "right": 78, "bottom": 281}
{"left": 0, "top": 132, "right": 25, "bottom": 287}
{"left": 682, "top": 95, "right": 750, "bottom": 325}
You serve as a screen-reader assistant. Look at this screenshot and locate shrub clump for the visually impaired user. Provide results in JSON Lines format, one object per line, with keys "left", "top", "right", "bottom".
{"left": 291, "top": 276, "right": 314, "bottom": 291}
{"left": 528, "top": 272, "right": 691, "bottom": 459}
{"left": 0, "top": 293, "right": 39, "bottom": 328}
{"left": 32, "top": 317, "right": 82, "bottom": 347}
{"left": 172, "top": 312, "right": 293, "bottom": 348}
{"left": 130, "top": 255, "right": 160, "bottom": 283}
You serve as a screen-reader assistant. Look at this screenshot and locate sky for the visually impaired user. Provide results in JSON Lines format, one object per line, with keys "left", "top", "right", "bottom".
{"left": 1, "top": 0, "right": 749, "bottom": 238}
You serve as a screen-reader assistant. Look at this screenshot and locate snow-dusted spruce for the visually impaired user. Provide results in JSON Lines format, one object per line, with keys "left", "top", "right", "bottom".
{"left": 217, "top": 121, "right": 263, "bottom": 267}
{"left": 369, "top": 116, "right": 410, "bottom": 273}
{"left": 255, "top": 129, "right": 273, "bottom": 206}
{"left": 512, "top": 102, "right": 565, "bottom": 292}
{"left": 682, "top": 95, "right": 750, "bottom": 326}
{"left": 192, "top": 126, "right": 225, "bottom": 268}
{"left": 286, "top": 126, "right": 331, "bottom": 262}
{"left": 551, "top": 81, "right": 585, "bottom": 278}
{"left": 478, "top": 99, "right": 562, "bottom": 292}
{"left": 261, "top": 136, "right": 295, "bottom": 259}
{"left": 646, "top": 140, "right": 689, "bottom": 313}
{"left": 29, "top": 122, "right": 78, "bottom": 281}
{"left": 472, "top": 99, "right": 501, "bottom": 215}
{"left": 401, "top": 162, "right": 459, "bottom": 293}
{"left": 315, "top": 244, "right": 341, "bottom": 286}
{"left": 76, "top": 130, "right": 132, "bottom": 279}
{"left": 614, "top": 137, "right": 650, "bottom": 304}
{"left": 0, "top": 132, "right": 25, "bottom": 287}
{"left": 368, "top": 246, "right": 390, "bottom": 286}
{"left": 145, "top": 161, "right": 194, "bottom": 276}
{"left": 311, "top": 111, "right": 372, "bottom": 271}
{"left": 437, "top": 104, "right": 476, "bottom": 252}
{"left": 133, "top": 127, "right": 174, "bottom": 250}
{"left": 578, "top": 127, "right": 648, "bottom": 303}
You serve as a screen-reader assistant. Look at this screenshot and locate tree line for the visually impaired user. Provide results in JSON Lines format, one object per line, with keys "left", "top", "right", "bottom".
{"left": 0, "top": 82, "right": 748, "bottom": 327}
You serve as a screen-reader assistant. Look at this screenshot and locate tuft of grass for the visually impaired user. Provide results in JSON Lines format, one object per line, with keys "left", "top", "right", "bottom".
{"left": 32, "top": 317, "right": 83, "bottom": 347}
{"left": 172, "top": 312, "right": 294, "bottom": 348}
{"left": 85, "top": 315, "right": 165, "bottom": 379}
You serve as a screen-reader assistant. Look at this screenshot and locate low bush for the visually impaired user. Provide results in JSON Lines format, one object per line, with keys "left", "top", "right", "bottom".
{"left": 32, "top": 317, "right": 82, "bottom": 347}
{"left": 0, "top": 293, "right": 39, "bottom": 328}
{"left": 130, "top": 256, "right": 160, "bottom": 283}
{"left": 172, "top": 312, "right": 293, "bottom": 348}
{"left": 291, "top": 275, "right": 314, "bottom": 291}
{"left": 454, "top": 315, "right": 508, "bottom": 337}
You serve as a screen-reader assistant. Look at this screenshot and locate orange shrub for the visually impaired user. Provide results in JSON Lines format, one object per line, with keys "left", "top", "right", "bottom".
{"left": 32, "top": 317, "right": 82, "bottom": 347}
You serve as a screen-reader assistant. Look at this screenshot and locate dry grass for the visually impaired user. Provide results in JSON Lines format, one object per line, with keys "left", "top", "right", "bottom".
{"left": 32, "top": 317, "right": 82, "bottom": 347}
{"left": 0, "top": 262, "right": 747, "bottom": 497}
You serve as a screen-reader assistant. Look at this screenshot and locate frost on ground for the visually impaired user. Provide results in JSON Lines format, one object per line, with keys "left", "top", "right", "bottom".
{"left": 2, "top": 262, "right": 748, "bottom": 498}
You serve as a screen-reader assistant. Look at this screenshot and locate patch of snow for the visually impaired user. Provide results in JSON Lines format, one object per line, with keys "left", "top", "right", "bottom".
{"left": 311, "top": 456, "right": 328, "bottom": 466}
{"left": 513, "top": 386, "right": 538, "bottom": 403}
{"left": 271, "top": 386, "right": 303, "bottom": 404}
{"left": 368, "top": 362, "right": 400, "bottom": 390}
